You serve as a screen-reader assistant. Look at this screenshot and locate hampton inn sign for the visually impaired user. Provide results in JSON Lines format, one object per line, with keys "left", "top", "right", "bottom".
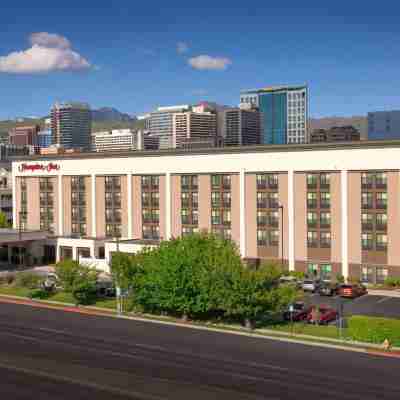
{"left": 18, "top": 163, "right": 60, "bottom": 173}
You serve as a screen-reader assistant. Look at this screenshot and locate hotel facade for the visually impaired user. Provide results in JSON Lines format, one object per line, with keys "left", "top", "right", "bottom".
{"left": 11, "top": 141, "right": 400, "bottom": 283}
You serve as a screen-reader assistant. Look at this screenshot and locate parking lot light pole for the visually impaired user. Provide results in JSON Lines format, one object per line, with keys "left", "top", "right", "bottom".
{"left": 115, "top": 229, "right": 122, "bottom": 316}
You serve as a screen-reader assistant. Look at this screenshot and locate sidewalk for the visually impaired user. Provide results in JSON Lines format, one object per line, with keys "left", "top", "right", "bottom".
{"left": 367, "top": 289, "right": 400, "bottom": 298}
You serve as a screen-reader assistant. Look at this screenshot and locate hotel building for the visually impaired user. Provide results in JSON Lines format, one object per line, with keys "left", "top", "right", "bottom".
{"left": 12, "top": 141, "right": 400, "bottom": 283}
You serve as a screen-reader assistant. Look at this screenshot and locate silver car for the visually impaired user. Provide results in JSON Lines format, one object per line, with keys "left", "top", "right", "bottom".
{"left": 302, "top": 279, "right": 320, "bottom": 293}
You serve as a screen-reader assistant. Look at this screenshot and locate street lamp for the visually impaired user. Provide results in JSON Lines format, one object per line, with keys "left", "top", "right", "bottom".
{"left": 114, "top": 226, "right": 122, "bottom": 316}
{"left": 278, "top": 205, "right": 284, "bottom": 268}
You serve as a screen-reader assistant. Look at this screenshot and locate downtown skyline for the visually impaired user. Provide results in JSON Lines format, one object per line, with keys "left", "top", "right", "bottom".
{"left": 1, "top": 1, "right": 400, "bottom": 119}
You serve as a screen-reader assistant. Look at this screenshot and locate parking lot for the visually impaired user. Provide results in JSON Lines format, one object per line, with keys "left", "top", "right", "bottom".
{"left": 305, "top": 293, "right": 400, "bottom": 319}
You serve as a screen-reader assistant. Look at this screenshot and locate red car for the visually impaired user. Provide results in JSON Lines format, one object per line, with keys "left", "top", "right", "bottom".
{"left": 283, "top": 302, "right": 310, "bottom": 322}
{"left": 338, "top": 284, "right": 368, "bottom": 299}
{"left": 306, "top": 306, "right": 338, "bottom": 325}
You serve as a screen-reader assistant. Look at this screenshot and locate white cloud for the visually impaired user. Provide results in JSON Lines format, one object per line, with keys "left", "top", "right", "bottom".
{"left": 177, "top": 42, "right": 189, "bottom": 54}
{"left": 30, "top": 32, "right": 71, "bottom": 49}
{"left": 0, "top": 32, "right": 91, "bottom": 74}
{"left": 188, "top": 55, "right": 232, "bottom": 71}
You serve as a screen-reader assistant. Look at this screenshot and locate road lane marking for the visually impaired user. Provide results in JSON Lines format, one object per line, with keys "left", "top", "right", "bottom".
{"left": 377, "top": 297, "right": 393, "bottom": 304}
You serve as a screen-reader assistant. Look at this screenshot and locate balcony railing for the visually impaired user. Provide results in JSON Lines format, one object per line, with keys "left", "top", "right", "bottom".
{"left": 268, "top": 219, "right": 279, "bottom": 228}
{"left": 376, "top": 201, "right": 387, "bottom": 210}
{"left": 362, "top": 202, "right": 373, "bottom": 210}
{"left": 376, "top": 244, "right": 387, "bottom": 251}
{"left": 257, "top": 218, "right": 267, "bottom": 226}
{"left": 320, "top": 201, "right": 330, "bottom": 209}
{"left": 362, "top": 222, "right": 373, "bottom": 231}
{"left": 320, "top": 240, "right": 331, "bottom": 248}
{"left": 376, "top": 223, "right": 387, "bottom": 231}
{"left": 307, "top": 220, "right": 318, "bottom": 228}
{"left": 320, "top": 221, "right": 331, "bottom": 229}
{"left": 268, "top": 200, "right": 279, "bottom": 209}
{"left": 307, "top": 182, "right": 318, "bottom": 189}
{"left": 257, "top": 201, "right": 267, "bottom": 209}
{"left": 307, "top": 240, "right": 318, "bottom": 248}
{"left": 307, "top": 201, "right": 317, "bottom": 209}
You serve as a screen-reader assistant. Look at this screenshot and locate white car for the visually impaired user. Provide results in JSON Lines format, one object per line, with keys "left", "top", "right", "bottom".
{"left": 302, "top": 279, "right": 320, "bottom": 293}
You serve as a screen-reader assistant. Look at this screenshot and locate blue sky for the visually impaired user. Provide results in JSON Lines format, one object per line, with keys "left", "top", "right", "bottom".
{"left": 1, "top": 1, "right": 400, "bottom": 119}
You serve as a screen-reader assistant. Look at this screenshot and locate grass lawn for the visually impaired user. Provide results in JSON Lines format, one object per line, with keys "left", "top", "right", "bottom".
{"left": 267, "top": 322, "right": 345, "bottom": 339}
{"left": 0, "top": 285, "right": 32, "bottom": 298}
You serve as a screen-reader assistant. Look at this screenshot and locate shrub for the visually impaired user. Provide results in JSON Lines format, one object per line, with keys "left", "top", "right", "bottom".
{"left": 55, "top": 259, "right": 98, "bottom": 293}
{"left": 336, "top": 274, "right": 345, "bottom": 284}
{"left": 288, "top": 271, "right": 305, "bottom": 280}
{"left": 347, "top": 316, "right": 400, "bottom": 347}
{"left": 15, "top": 272, "right": 43, "bottom": 289}
{"left": 30, "top": 288, "right": 50, "bottom": 300}
{"left": 384, "top": 277, "right": 400, "bottom": 288}
{"left": 71, "top": 280, "right": 97, "bottom": 305}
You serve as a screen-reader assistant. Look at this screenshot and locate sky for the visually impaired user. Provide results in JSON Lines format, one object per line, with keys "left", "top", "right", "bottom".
{"left": 1, "top": 1, "right": 400, "bottom": 119}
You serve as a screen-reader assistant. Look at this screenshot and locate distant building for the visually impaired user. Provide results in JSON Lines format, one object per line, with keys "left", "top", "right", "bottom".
{"left": 93, "top": 129, "right": 137, "bottom": 152}
{"left": 240, "top": 85, "right": 308, "bottom": 144}
{"left": 9, "top": 125, "right": 40, "bottom": 146}
{"left": 310, "top": 126, "right": 360, "bottom": 143}
{"left": 172, "top": 111, "right": 217, "bottom": 148}
{"left": 51, "top": 102, "right": 91, "bottom": 150}
{"left": 221, "top": 108, "right": 261, "bottom": 146}
{"left": 0, "top": 144, "right": 34, "bottom": 160}
{"left": 0, "top": 168, "right": 12, "bottom": 225}
{"left": 368, "top": 111, "right": 400, "bottom": 140}
{"left": 137, "top": 113, "right": 151, "bottom": 130}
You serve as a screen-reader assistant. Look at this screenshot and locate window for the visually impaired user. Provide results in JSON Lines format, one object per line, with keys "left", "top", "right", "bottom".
{"left": 267, "top": 174, "right": 278, "bottom": 188}
{"left": 320, "top": 231, "right": 331, "bottom": 248}
{"left": 223, "top": 192, "right": 231, "bottom": 207}
{"left": 222, "top": 210, "right": 231, "bottom": 225}
{"left": 211, "top": 192, "right": 221, "bottom": 207}
{"left": 361, "top": 213, "right": 374, "bottom": 230}
{"left": 362, "top": 233, "right": 373, "bottom": 250}
{"left": 268, "top": 230, "right": 279, "bottom": 246}
{"left": 361, "top": 266, "right": 374, "bottom": 283}
{"left": 257, "top": 230, "right": 267, "bottom": 246}
{"left": 375, "top": 172, "right": 387, "bottom": 188}
{"left": 362, "top": 192, "right": 373, "bottom": 209}
{"left": 320, "top": 173, "right": 330, "bottom": 188}
{"left": 376, "top": 213, "right": 387, "bottom": 230}
{"left": 361, "top": 173, "right": 374, "bottom": 188}
{"left": 307, "top": 212, "right": 318, "bottom": 228}
{"left": 268, "top": 192, "right": 279, "bottom": 208}
{"left": 307, "top": 174, "right": 318, "bottom": 188}
{"left": 256, "top": 174, "right": 267, "bottom": 189}
{"left": 307, "top": 231, "right": 318, "bottom": 247}
{"left": 376, "top": 267, "right": 388, "bottom": 284}
{"left": 320, "top": 192, "right": 330, "bottom": 209}
{"left": 142, "top": 192, "right": 151, "bottom": 207}
{"left": 222, "top": 175, "right": 231, "bottom": 189}
{"left": 211, "top": 175, "right": 221, "bottom": 188}
{"left": 307, "top": 192, "right": 317, "bottom": 208}
{"left": 320, "top": 264, "right": 332, "bottom": 279}
{"left": 181, "top": 192, "right": 190, "bottom": 208}
{"left": 257, "top": 210, "right": 267, "bottom": 226}
{"left": 376, "top": 193, "right": 387, "bottom": 209}
{"left": 268, "top": 210, "right": 279, "bottom": 227}
{"left": 192, "top": 192, "right": 199, "bottom": 208}
{"left": 376, "top": 234, "right": 387, "bottom": 251}
{"left": 211, "top": 210, "right": 221, "bottom": 225}
{"left": 307, "top": 263, "right": 318, "bottom": 276}
{"left": 320, "top": 212, "right": 331, "bottom": 228}
{"left": 257, "top": 192, "right": 267, "bottom": 208}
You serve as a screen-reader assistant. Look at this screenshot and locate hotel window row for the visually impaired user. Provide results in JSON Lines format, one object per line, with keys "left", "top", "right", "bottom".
{"left": 141, "top": 175, "right": 160, "bottom": 240}
{"left": 39, "top": 177, "right": 54, "bottom": 234}
{"left": 211, "top": 174, "right": 231, "bottom": 240}
{"left": 181, "top": 175, "right": 199, "bottom": 237}
{"left": 105, "top": 176, "right": 122, "bottom": 238}
{"left": 71, "top": 176, "right": 86, "bottom": 237}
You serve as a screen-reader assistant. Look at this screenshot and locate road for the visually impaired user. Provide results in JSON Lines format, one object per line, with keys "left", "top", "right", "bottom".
{"left": 0, "top": 302, "right": 399, "bottom": 399}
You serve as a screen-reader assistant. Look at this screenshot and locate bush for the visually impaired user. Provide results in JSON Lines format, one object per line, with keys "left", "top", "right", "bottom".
{"left": 336, "top": 274, "right": 345, "bottom": 284}
{"left": 347, "top": 316, "right": 400, "bottom": 347}
{"left": 15, "top": 272, "right": 43, "bottom": 289}
{"left": 30, "top": 288, "right": 50, "bottom": 300}
{"left": 71, "top": 280, "right": 97, "bottom": 305}
{"left": 384, "top": 277, "right": 400, "bottom": 288}
{"left": 0, "top": 272, "right": 16, "bottom": 285}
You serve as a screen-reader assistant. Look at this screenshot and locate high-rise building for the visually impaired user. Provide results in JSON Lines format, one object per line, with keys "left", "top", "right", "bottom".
{"left": 9, "top": 125, "right": 40, "bottom": 146}
{"left": 172, "top": 111, "right": 217, "bottom": 148}
{"left": 51, "top": 102, "right": 91, "bottom": 150}
{"left": 149, "top": 105, "right": 189, "bottom": 138}
{"left": 221, "top": 108, "right": 261, "bottom": 146}
{"left": 93, "top": 129, "right": 137, "bottom": 152}
{"left": 368, "top": 111, "right": 400, "bottom": 140}
{"left": 240, "top": 85, "right": 308, "bottom": 144}
{"left": 310, "top": 126, "right": 360, "bottom": 143}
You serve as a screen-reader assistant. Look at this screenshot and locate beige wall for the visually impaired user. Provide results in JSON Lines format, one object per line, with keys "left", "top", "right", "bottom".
{"left": 132, "top": 176, "right": 142, "bottom": 239}
{"left": 95, "top": 177, "right": 105, "bottom": 238}
{"left": 198, "top": 175, "right": 211, "bottom": 232}
{"left": 231, "top": 174, "right": 240, "bottom": 248}
{"left": 51, "top": 177, "right": 59, "bottom": 235}
{"left": 388, "top": 172, "right": 400, "bottom": 266}
{"left": 348, "top": 172, "right": 361, "bottom": 264}
{"left": 159, "top": 175, "right": 166, "bottom": 240}
{"left": 63, "top": 176, "right": 72, "bottom": 236}
{"left": 27, "top": 178, "right": 40, "bottom": 230}
{"left": 171, "top": 175, "right": 181, "bottom": 238}
{"left": 245, "top": 174, "right": 257, "bottom": 258}
{"left": 278, "top": 173, "right": 289, "bottom": 261}
{"left": 84, "top": 176, "right": 92, "bottom": 237}
{"left": 330, "top": 173, "right": 342, "bottom": 263}
{"left": 294, "top": 173, "right": 307, "bottom": 262}
{"left": 120, "top": 175, "right": 128, "bottom": 238}
{"left": 15, "top": 177, "right": 21, "bottom": 228}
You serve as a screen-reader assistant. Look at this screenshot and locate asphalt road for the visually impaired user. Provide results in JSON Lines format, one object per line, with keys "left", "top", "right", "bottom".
{"left": 307, "top": 293, "right": 400, "bottom": 319}
{"left": 0, "top": 302, "right": 399, "bottom": 399}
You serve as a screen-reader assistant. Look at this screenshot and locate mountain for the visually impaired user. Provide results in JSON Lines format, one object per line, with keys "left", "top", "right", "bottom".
{"left": 91, "top": 107, "right": 135, "bottom": 122}
{"left": 309, "top": 116, "right": 368, "bottom": 139}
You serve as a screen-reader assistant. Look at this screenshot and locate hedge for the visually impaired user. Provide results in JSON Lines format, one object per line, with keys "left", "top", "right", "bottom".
{"left": 347, "top": 315, "right": 400, "bottom": 347}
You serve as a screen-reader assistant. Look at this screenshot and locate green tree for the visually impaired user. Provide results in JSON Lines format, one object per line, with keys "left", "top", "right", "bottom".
{"left": 0, "top": 211, "right": 10, "bottom": 228}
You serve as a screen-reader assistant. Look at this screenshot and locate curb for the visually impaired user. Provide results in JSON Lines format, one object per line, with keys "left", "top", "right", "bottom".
{"left": 0, "top": 294, "right": 399, "bottom": 358}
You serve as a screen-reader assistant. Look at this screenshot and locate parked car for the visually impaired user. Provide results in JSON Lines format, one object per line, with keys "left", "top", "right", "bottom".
{"left": 306, "top": 306, "right": 338, "bottom": 325}
{"left": 318, "top": 282, "right": 339, "bottom": 296}
{"left": 302, "top": 279, "right": 321, "bottom": 293}
{"left": 283, "top": 301, "right": 310, "bottom": 322}
{"left": 338, "top": 284, "right": 367, "bottom": 299}
{"left": 279, "top": 275, "right": 302, "bottom": 288}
